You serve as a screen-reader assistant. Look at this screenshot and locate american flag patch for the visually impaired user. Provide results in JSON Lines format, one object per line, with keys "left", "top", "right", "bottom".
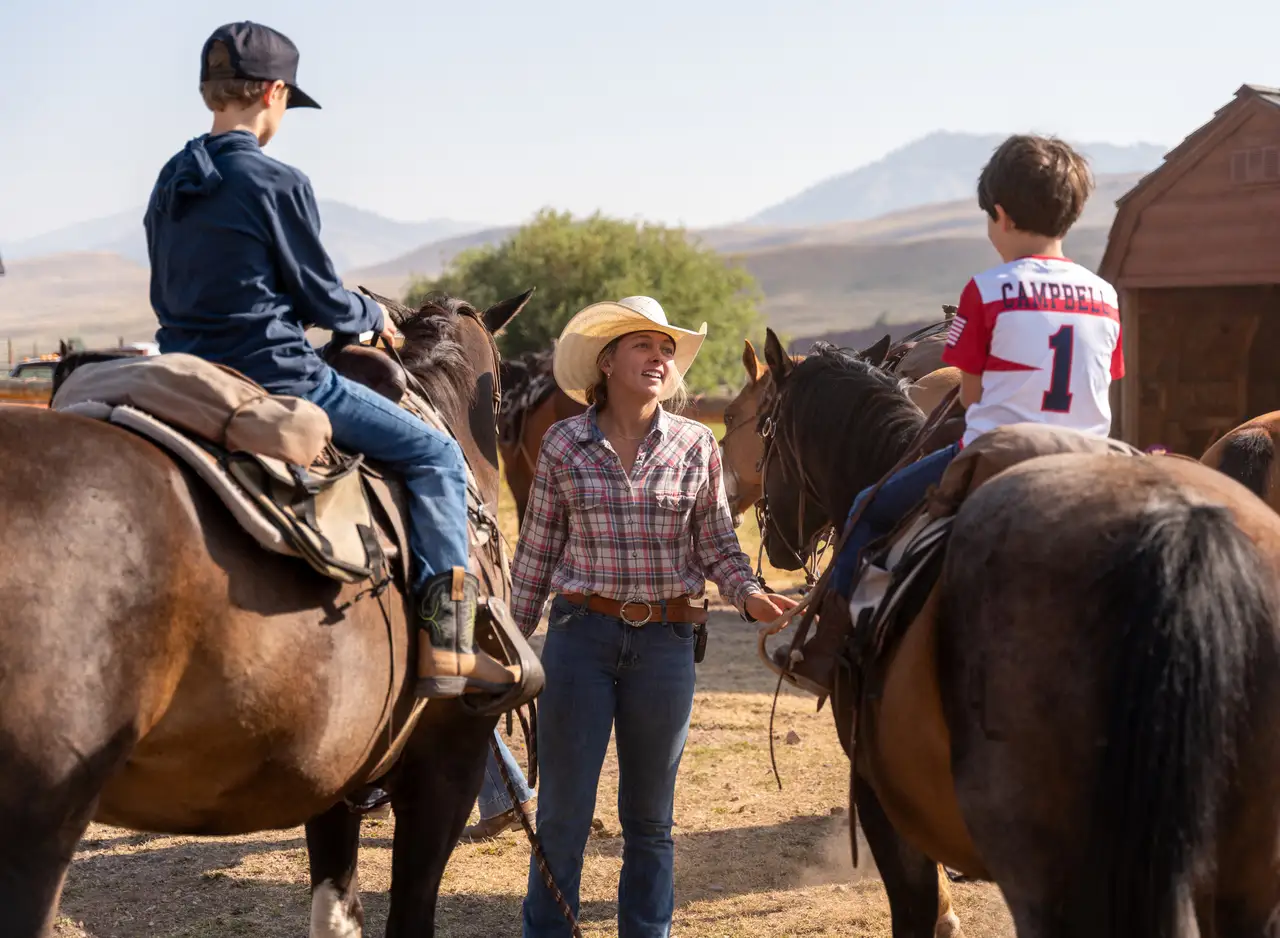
{"left": 946, "top": 315, "right": 967, "bottom": 346}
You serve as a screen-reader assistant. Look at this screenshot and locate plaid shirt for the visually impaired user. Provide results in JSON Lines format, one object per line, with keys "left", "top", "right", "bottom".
{"left": 510, "top": 405, "right": 763, "bottom": 634}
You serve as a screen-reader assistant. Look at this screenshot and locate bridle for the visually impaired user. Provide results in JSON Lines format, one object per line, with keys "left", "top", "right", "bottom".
{"left": 718, "top": 397, "right": 767, "bottom": 507}
{"left": 753, "top": 377, "right": 836, "bottom": 586}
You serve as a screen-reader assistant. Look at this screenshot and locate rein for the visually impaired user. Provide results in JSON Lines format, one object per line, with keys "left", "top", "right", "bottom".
{"left": 753, "top": 384, "right": 836, "bottom": 584}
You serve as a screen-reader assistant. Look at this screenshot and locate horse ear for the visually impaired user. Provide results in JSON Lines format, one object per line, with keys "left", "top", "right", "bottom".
{"left": 483, "top": 288, "right": 535, "bottom": 335}
{"left": 742, "top": 340, "right": 766, "bottom": 382}
{"left": 763, "top": 329, "right": 794, "bottom": 386}
{"left": 861, "top": 334, "right": 892, "bottom": 367}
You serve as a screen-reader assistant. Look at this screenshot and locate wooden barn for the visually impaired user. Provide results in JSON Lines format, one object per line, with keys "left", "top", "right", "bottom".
{"left": 1100, "top": 83, "right": 1280, "bottom": 455}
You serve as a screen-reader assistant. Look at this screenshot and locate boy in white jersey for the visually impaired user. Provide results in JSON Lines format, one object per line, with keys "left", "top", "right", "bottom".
{"left": 780, "top": 134, "right": 1123, "bottom": 696}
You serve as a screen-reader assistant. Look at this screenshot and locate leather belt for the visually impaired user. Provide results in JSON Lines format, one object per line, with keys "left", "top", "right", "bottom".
{"left": 559, "top": 592, "right": 709, "bottom": 626}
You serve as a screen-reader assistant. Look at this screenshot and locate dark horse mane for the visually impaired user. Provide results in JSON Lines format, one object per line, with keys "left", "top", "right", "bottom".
{"left": 392, "top": 295, "right": 479, "bottom": 420}
{"left": 778, "top": 341, "right": 926, "bottom": 491}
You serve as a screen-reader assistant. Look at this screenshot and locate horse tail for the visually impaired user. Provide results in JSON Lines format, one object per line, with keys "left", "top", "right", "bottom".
{"left": 1214, "top": 427, "right": 1274, "bottom": 498}
{"left": 1075, "top": 495, "right": 1273, "bottom": 937}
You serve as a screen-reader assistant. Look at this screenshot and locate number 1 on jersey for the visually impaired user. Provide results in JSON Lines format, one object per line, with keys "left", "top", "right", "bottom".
{"left": 1041, "top": 325, "right": 1074, "bottom": 413}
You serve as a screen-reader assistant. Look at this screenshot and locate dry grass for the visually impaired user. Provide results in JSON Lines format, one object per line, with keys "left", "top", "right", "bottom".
{"left": 51, "top": 453, "right": 1013, "bottom": 937}
{"left": 54, "top": 619, "right": 1012, "bottom": 938}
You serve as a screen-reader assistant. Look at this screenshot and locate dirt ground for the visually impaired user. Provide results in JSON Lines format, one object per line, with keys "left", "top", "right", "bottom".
{"left": 51, "top": 606, "right": 1014, "bottom": 938}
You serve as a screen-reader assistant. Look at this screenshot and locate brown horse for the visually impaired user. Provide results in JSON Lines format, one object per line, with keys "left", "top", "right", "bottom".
{"left": 758, "top": 336, "right": 1280, "bottom": 937}
{"left": 4, "top": 290, "right": 534, "bottom": 938}
{"left": 719, "top": 331, "right": 961, "bottom": 525}
{"left": 497, "top": 347, "right": 586, "bottom": 526}
{"left": 720, "top": 339, "right": 802, "bottom": 522}
{"left": 1201, "top": 411, "right": 1280, "bottom": 514}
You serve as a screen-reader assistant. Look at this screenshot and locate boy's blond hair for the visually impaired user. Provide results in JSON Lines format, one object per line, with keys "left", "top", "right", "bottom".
{"left": 200, "top": 40, "right": 271, "bottom": 111}
{"left": 977, "top": 135, "right": 1095, "bottom": 239}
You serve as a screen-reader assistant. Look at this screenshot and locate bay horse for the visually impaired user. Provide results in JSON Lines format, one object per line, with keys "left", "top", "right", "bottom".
{"left": 5, "top": 290, "right": 534, "bottom": 938}
{"left": 497, "top": 346, "right": 585, "bottom": 526}
{"left": 757, "top": 330, "right": 1280, "bottom": 937}
{"left": 1202, "top": 411, "right": 1280, "bottom": 513}
{"left": 719, "top": 331, "right": 962, "bottom": 526}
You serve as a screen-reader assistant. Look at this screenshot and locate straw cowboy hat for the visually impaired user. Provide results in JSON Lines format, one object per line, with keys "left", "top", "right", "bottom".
{"left": 553, "top": 296, "right": 707, "bottom": 405}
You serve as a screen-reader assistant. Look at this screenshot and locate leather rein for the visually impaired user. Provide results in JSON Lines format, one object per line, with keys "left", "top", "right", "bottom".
{"left": 753, "top": 380, "right": 837, "bottom": 586}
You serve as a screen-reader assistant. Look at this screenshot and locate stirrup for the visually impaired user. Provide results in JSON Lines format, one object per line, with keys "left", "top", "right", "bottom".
{"left": 459, "top": 598, "right": 546, "bottom": 717}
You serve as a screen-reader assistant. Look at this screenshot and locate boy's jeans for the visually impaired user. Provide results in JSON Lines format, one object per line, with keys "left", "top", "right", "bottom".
{"left": 478, "top": 730, "right": 535, "bottom": 818}
{"left": 522, "top": 596, "right": 696, "bottom": 938}
{"left": 831, "top": 442, "right": 962, "bottom": 597}
{"left": 304, "top": 367, "right": 469, "bottom": 592}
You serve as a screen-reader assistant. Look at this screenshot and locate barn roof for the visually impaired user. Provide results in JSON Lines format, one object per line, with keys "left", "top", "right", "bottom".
{"left": 1116, "top": 84, "right": 1280, "bottom": 208}
{"left": 1099, "top": 83, "right": 1280, "bottom": 282}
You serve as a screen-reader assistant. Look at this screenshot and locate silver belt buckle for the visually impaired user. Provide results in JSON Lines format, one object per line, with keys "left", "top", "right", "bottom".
{"left": 620, "top": 599, "right": 653, "bottom": 627}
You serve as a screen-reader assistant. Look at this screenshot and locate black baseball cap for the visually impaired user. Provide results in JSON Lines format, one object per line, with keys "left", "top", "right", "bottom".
{"left": 200, "top": 21, "right": 320, "bottom": 110}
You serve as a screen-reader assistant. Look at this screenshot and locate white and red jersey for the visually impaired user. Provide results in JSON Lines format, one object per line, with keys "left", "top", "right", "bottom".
{"left": 941, "top": 255, "right": 1123, "bottom": 448}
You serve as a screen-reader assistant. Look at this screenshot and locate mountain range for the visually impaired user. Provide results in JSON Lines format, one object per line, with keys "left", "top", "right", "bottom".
{"left": 0, "top": 131, "right": 1167, "bottom": 359}
{"left": 748, "top": 131, "right": 1167, "bottom": 226}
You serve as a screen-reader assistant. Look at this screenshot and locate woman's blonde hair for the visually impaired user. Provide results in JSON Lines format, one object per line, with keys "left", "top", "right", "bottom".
{"left": 586, "top": 334, "right": 689, "bottom": 413}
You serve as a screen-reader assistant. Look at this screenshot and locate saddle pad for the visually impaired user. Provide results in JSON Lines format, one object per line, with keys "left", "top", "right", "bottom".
{"left": 849, "top": 514, "right": 952, "bottom": 645}
{"left": 62, "top": 403, "right": 398, "bottom": 582}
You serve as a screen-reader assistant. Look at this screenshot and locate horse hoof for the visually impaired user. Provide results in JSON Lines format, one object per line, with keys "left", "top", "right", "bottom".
{"left": 935, "top": 910, "right": 963, "bottom": 938}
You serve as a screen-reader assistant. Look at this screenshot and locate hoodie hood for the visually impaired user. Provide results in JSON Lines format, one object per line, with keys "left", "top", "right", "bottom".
{"left": 152, "top": 132, "right": 258, "bottom": 220}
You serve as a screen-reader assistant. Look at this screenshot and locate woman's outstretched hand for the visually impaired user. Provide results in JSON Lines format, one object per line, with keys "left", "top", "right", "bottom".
{"left": 744, "top": 591, "right": 799, "bottom": 625}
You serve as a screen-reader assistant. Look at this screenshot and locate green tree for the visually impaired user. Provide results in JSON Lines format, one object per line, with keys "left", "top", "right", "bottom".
{"left": 405, "top": 209, "right": 765, "bottom": 394}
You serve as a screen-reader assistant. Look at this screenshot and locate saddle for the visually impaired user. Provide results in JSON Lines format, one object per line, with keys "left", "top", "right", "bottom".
{"left": 498, "top": 348, "right": 557, "bottom": 448}
{"left": 847, "top": 423, "right": 1148, "bottom": 687}
{"left": 50, "top": 349, "right": 420, "bottom": 585}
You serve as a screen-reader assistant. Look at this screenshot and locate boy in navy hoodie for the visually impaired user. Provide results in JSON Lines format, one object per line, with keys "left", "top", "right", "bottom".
{"left": 144, "top": 22, "right": 517, "bottom": 704}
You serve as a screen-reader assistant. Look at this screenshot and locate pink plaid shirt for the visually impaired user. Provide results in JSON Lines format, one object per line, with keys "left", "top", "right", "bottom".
{"left": 510, "top": 406, "right": 763, "bottom": 634}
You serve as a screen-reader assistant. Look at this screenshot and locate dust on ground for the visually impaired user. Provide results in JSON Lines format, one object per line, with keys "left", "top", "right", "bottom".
{"left": 52, "top": 608, "right": 1013, "bottom": 937}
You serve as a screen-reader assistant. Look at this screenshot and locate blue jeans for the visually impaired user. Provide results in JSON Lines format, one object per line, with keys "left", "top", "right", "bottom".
{"left": 479, "top": 730, "right": 535, "bottom": 818}
{"left": 303, "top": 367, "right": 469, "bottom": 593}
{"left": 831, "top": 442, "right": 961, "bottom": 597}
{"left": 522, "top": 596, "right": 697, "bottom": 938}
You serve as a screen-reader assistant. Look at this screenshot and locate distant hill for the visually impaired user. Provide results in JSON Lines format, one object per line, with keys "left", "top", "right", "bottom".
{"left": 748, "top": 131, "right": 1164, "bottom": 226}
{"left": 736, "top": 227, "right": 1110, "bottom": 338}
{"left": 344, "top": 226, "right": 520, "bottom": 298}
{"left": 2, "top": 164, "right": 1139, "bottom": 357}
{"left": 0, "top": 252, "right": 153, "bottom": 352}
{"left": 4, "top": 202, "right": 484, "bottom": 274}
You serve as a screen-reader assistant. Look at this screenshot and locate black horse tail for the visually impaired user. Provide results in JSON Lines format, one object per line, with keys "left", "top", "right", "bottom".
{"left": 1073, "top": 496, "right": 1273, "bottom": 937}
{"left": 1215, "top": 428, "right": 1274, "bottom": 498}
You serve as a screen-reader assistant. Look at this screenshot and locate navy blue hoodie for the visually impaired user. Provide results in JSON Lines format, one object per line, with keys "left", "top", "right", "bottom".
{"left": 144, "top": 130, "right": 383, "bottom": 396}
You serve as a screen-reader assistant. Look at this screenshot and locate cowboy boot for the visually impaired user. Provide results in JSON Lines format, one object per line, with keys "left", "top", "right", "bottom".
{"left": 416, "top": 567, "right": 521, "bottom": 698}
{"left": 461, "top": 797, "right": 535, "bottom": 842}
{"left": 771, "top": 591, "right": 853, "bottom": 697}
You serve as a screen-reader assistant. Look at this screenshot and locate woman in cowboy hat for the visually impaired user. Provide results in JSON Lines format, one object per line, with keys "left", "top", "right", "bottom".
{"left": 510, "top": 296, "right": 795, "bottom": 937}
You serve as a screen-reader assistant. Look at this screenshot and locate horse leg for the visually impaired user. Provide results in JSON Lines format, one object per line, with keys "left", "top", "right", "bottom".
{"left": 306, "top": 802, "right": 365, "bottom": 938}
{"left": 854, "top": 780, "right": 961, "bottom": 938}
{"left": 0, "top": 728, "right": 134, "bottom": 937}
{"left": 384, "top": 704, "right": 496, "bottom": 937}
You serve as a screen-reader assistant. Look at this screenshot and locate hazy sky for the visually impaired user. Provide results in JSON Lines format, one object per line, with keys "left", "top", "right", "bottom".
{"left": 1, "top": 0, "right": 1275, "bottom": 243}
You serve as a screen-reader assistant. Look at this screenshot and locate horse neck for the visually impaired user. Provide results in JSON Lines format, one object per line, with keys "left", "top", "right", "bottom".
{"left": 791, "top": 381, "right": 924, "bottom": 527}
{"left": 401, "top": 319, "right": 502, "bottom": 514}
{"left": 453, "top": 324, "right": 502, "bottom": 513}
